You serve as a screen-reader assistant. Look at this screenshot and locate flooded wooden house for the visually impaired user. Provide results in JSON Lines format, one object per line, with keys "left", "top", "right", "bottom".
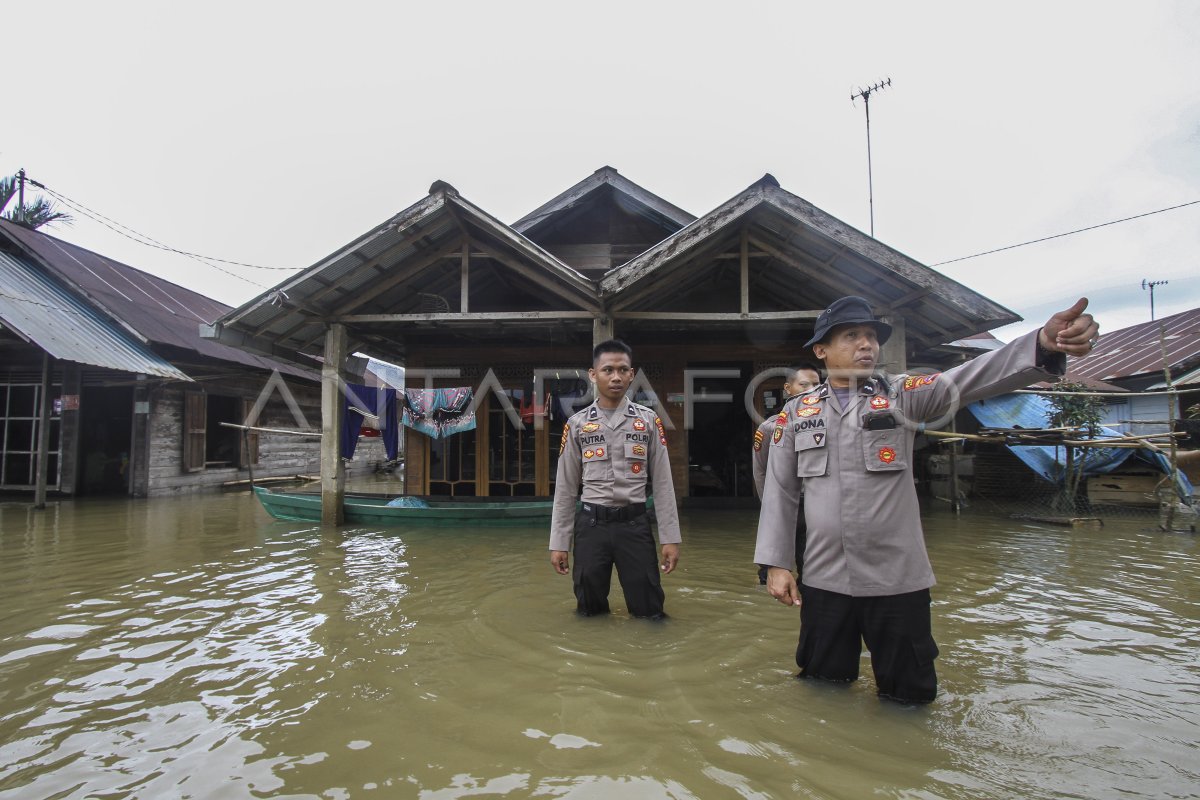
{"left": 0, "top": 219, "right": 373, "bottom": 498}
{"left": 205, "top": 168, "right": 1027, "bottom": 520}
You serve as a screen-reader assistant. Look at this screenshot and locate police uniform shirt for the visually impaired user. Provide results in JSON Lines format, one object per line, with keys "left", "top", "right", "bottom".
{"left": 754, "top": 329, "right": 1063, "bottom": 597}
{"left": 752, "top": 393, "right": 815, "bottom": 500}
{"left": 549, "top": 399, "right": 681, "bottom": 552}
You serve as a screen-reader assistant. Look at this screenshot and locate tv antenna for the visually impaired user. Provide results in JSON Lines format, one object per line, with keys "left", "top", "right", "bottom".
{"left": 1141, "top": 278, "right": 1168, "bottom": 320}
{"left": 851, "top": 77, "right": 891, "bottom": 238}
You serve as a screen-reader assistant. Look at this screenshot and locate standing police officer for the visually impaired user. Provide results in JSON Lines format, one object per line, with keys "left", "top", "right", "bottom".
{"left": 755, "top": 296, "right": 1098, "bottom": 703}
{"left": 550, "top": 339, "right": 681, "bottom": 618}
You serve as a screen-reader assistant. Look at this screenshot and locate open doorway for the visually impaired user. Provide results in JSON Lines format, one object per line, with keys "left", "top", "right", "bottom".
{"left": 78, "top": 386, "right": 133, "bottom": 495}
{"left": 686, "top": 362, "right": 754, "bottom": 498}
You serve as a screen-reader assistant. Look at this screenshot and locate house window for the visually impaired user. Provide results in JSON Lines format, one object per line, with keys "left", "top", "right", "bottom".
{"left": 182, "top": 392, "right": 258, "bottom": 473}
{"left": 0, "top": 382, "right": 61, "bottom": 489}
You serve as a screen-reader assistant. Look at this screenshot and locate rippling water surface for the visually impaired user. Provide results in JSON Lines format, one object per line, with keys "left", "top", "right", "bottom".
{"left": 0, "top": 492, "right": 1196, "bottom": 799}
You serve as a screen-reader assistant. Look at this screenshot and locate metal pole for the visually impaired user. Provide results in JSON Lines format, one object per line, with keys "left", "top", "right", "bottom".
{"left": 851, "top": 78, "right": 891, "bottom": 239}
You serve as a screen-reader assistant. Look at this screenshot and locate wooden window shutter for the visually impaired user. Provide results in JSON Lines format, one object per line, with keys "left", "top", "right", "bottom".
{"left": 239, "top": 398, "right": 259, "bottom": 467}
{"left": 182, "top": 391, "right": 207, "bottom": 473}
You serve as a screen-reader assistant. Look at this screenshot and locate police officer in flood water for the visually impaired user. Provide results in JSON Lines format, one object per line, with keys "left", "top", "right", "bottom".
{"left": 755, "top": 295, "right": 1098, "bottom": 703}
{"left": 550, "top": 340, "right": 681, "bottom": 618}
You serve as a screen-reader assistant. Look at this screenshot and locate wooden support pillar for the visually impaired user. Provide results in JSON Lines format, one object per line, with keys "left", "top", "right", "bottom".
{"left": 129, "top": 376, "right": 151, "bottom": 498}
{"left": 460, "top": 242, "right": 470, "bottom": 313}
{"left": 321, "top": 323, "right": 347, "bottom": 525}
{"left": 593, "top": 315, "right": 613, "bottom": 346}
{"left": 880, "top": 314, "right": 907, "bottom": 373}
{"left": 739, "top": 227, "right": 749, "bottom": 314}
{"left": 58, "top": 362, "right": 81, "bottom": 495}
{"left": 34, "top": 352, "right": 52, "bottom": 509}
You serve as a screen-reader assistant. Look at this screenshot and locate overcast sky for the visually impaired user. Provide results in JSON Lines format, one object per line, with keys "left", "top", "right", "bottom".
{"left": 5, "top": 1, "right": 1198, "bottom": 344}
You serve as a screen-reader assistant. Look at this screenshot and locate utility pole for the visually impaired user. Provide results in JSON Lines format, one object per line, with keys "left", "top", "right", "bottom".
{"left": 1142, "top": 278, "right": 1168, "bottom": 320}
{"left": 851, "top": 78, "right": 891, "bottom": 238}
{"left": 17, "top": 168, "right": 26, "bottom": 225}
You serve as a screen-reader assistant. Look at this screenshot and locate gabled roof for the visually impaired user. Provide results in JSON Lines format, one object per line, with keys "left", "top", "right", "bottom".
{"left": 599, "top": 175, "right": 1020, "bottom": 346}
{"left": 0, "top": 248, "right": 190, "bottom": 380}
{"left": 513, "top": 166, "right": 695, "bottom": 238}
{"left": 0, "top": 219, "right": 303, "bottom": 377}
{"left": 1069, "top": 307, "right": 1200, "bottom": 384}
{"left": 206, "top": 182, "right": 600, "bottom": 364}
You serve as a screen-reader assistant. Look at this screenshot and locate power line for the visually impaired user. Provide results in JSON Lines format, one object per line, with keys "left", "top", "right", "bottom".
{"left": 930, "top": 200, "right": 1200, "bottom": 267}
{"left": 30, "top": 179, "right": 296, "bottom": 273}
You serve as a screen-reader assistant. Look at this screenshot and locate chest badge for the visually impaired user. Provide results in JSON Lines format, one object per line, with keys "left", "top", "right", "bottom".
{"left": 632, "top": 444, "right": 646, "bottom": 457}
{"left": 878, "top": 447, "right": 897, "bottom": 464}
{"left": 796, "top": 407, "right": 820, "bottom": 418}
{"left": 870, "top": 395, "right": 889, "bottom": 410}
{"left": 582, "top": 422, "right": 600, "bottom": 433}
{"left": 772, "top": 425, "right": 784, "bottom": 444}
{"left": 632, "top": 418, "right": 646, "bottom": 431}
{"left": 631, "top": 462, "right": 643, "bottom": 474}
{"left": 595, "top": 447, "right": 605, "bottom": 458}
{"left": 802, "top": 395, "right": 820, "bottom": 405}
{"left": 813, "top": 433, "right": 825, "bottom": 446}
{"left": 584, "top": 449, "right": 595, "bottom": 459}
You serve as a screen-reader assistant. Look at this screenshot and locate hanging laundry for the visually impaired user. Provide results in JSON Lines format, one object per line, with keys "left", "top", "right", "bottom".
{"left": 342, "top": 384, "right": 399, "bottom": 460}
{"left": 401, "top": 387, "right": 476, "bottom": 439}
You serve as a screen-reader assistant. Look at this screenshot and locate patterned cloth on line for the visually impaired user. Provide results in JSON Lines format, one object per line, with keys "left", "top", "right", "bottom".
{"left": 402, "top": 387, "right": 476, "bottom": 438}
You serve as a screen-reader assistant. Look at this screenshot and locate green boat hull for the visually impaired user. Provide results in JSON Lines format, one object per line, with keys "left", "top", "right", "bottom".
{"left": 253, "top": 486, "right": 554, "bottom": 527}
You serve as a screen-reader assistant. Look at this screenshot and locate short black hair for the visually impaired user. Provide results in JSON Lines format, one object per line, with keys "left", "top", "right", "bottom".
{"left": 787, "top": 361, "right": 823, "bottom": 381}
{"left": 593, "top": 339, "right": 633, "bottom": 365}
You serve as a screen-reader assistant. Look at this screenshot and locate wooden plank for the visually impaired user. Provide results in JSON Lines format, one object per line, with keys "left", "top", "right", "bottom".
{"left": 34, "top": 352, "right": 51, "bottom": 509}
{"left": 460, "top": 242, "right": 470, "bottom": 313}
{"left": 612, "top": 311, "right": 821, "bottom": 321}
{"left": 337, "top": 311, "right": 596, "bottom": 324}
{"left": 739, "top": 228, "right": 749, "bottom": 315}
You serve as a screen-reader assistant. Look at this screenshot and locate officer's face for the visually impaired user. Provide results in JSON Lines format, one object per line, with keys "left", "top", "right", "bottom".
{"left": 590, "top": 352, "right": 634, "bottom": 407}
{"left": 813, "top": 324, "right": 879, "bottom": 386}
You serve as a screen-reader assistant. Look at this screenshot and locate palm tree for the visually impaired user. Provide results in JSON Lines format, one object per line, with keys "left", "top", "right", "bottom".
{"left": 0, "top": 173, "right": 73, "bottom": 230}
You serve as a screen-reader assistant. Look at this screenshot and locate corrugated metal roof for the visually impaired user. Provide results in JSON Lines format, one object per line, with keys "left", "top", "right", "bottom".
{"left": 0, "top": 250, "right": 191, "bottom": 380}
{"left": 1069, "top": 307, "right": 1200, "bottom": 384}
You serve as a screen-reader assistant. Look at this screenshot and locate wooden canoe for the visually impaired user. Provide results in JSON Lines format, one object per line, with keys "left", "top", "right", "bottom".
{"left": 253, "top": 486, "right": 554, "bottom": 527}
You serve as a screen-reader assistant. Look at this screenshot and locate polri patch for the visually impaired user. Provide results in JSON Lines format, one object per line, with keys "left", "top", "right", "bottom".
{"left": 870, "top": 395, "right": 889, "bottom": 409}
{"left": 772, "top": 424, "right": 784, "bottom": 445}
{"left": 595, "top": 447, "right": 605, "bottom": 458}
{"left": 632, "top": 418, "right": 646, "bottom": 431}
{"left": 631, "top": 462, "right": 643, "bottom": 474}
{"left": 878, "top": 447, "right": 897, "bottom": 464}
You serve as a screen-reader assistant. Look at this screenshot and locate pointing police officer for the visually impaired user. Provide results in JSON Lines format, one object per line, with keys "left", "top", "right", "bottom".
{"left": 755, "top": 295, "right": 1098, "bottom": 703}
{"left": 550, "top": 339, "right": 681, "bottom": 618}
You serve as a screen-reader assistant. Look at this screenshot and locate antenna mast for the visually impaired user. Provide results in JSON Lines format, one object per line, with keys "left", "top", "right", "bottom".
{"left": 851, "top": 77, "right": 891, "bottom": 238}
{"left": 1141, "top": 278, "right": 1169, "bottom": 320}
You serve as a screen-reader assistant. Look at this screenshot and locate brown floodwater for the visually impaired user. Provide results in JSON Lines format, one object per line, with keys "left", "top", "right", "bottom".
{"left": 0, "top": 486, "right": 1197, "bottom": 799}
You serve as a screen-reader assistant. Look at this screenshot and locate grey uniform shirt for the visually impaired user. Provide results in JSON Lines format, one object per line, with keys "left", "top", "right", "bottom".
{"left": 754, "top": 329, "right": 1063, "bottom": 597}
{"left": 549, "top": 399, "right": 682, "bottom": 552}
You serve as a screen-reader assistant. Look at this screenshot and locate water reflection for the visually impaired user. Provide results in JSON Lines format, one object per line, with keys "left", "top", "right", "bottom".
{"left": 0, "top": 495, "right": 1196, "bottom": 799}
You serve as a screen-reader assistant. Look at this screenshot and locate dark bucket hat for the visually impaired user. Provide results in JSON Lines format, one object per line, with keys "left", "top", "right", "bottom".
{"left": 804, "top": 296, "right": 893, "bottom": 348}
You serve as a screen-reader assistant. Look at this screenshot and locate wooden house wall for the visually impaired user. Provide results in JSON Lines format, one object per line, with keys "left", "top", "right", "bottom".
{"left": 399, "top": 336, "right": 807, "bottom": 499}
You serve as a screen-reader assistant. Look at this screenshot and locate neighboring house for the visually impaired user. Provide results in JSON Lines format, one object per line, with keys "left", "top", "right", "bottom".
{"left": 0, "top": 220, "right": 383, "bottom": 497}
{"left": 205, "top": 167, "right": 1032, "bottom": 503}
{"left": 1068, "top": 307, "right": 1200, "bottom": 438}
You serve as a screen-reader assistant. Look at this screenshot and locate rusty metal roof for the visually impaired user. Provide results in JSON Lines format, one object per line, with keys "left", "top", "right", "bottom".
{"left": 1068, "top": 307, "right": 1200, "bottom": 384}
{"left": 0, "top": 220, "right": 314, "bottom": 378}
{"left": 0, "top": 249, "right": 190, "bottom": 379}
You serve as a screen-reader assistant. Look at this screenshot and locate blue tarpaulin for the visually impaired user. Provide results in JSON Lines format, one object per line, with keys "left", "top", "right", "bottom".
{"left": 967, "top": 393, "right": 1193, "bottom": 499}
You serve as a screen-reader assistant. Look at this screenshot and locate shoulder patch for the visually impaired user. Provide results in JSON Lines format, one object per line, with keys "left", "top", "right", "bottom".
{"left": 655, "top": 416, "right": 667, "bottom": 446}
{"left": 559, "top": 426, "right": 569, "bottom": 454}
{"left": 903, "top": 374, "right": 940, "bottom": 391}
{"left": 753, "top": 429, "right": 764, "bottom": 452}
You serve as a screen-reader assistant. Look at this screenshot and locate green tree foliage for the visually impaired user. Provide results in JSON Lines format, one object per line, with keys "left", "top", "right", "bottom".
{"left": 0, "top": 175, "right": 73, "bottom": 230}
{"left": 1044, "top": 379, "right": 1105, "bottom": 510}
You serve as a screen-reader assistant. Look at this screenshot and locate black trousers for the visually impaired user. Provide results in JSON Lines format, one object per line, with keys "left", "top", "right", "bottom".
{"left": 758, "top": 498, "right": 807, "bottom": 584}
{"left": 572, "top": 509, "right": 665, "bottom": 618}
{"left": 795, "top": 585, "right": 939, "bottom": 704}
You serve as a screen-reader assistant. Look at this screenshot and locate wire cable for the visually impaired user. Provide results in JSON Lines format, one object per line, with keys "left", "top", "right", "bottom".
{"left": 930, "top": 200, "right": 1200, "bottom": 267}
